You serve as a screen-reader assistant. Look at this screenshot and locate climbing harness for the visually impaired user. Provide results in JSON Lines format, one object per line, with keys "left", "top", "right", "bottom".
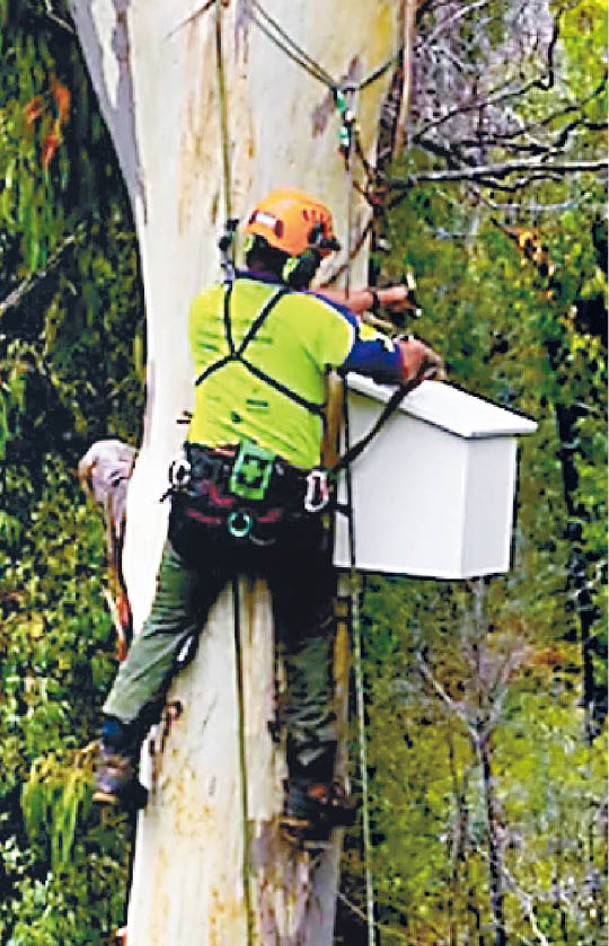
{"left": 167, "top": 442, "right": 331, "bottom": 545}
{"left": 195, "top": 280, "right": 326, "bottom": 418}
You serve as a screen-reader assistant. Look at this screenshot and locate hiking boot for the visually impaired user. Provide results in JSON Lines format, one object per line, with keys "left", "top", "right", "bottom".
{"left": 93, "top": 745, "right": 147, "bottom": 809}
{"left": 93, "top": 718, "right": 147, "bottom": 809}
{"left": 280, "top": 780, "right": 357, "bottom": 846}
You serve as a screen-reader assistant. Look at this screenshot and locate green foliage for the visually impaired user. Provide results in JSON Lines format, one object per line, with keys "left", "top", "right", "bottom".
{"left": 22, "top": 747, "right": 95, "bottom": 870}
{"left": 559, "top": 0, "right": 608, "bottom": 107}
{"left": 0, "top": 0, "right": 144, "bottom": 466}
{"left": 0, "top": 455, "right": 135, "bottom": 940}
{"left": 341, "top": 64, "right": 606, "bottom": 939}
{"left": 0, "top": 382, "right": 7, "bottom": 460}
{"left": 1, "top": 816, "right": 132, "bottom": 946}
{"left": 0, "top": 4, "right": 143, "bottom": 940}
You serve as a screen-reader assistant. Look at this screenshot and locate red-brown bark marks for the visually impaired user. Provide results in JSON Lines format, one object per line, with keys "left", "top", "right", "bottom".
{"left": 208, "top": 884, "right": 248, "bottom": 946}
{"left": 178, "top": 24, "right": 220, "bottom": 233}
{"left": 149, "top": 844, "right": 172, "bottom": 944}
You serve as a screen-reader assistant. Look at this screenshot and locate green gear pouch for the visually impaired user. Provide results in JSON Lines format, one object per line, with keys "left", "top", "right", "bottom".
{"left": 229, "top": 440, "right": 275, "bottom": 501}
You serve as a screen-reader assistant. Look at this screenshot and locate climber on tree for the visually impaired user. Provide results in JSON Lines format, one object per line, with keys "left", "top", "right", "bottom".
{"left": 93, "top": 187, "right": 443, "bottom": 839}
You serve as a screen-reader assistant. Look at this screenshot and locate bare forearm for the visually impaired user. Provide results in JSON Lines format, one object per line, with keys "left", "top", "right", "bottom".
{"left": 316, "top": 286, "right": 379, "bottom": 315}
{"left": 317, "top": 283, "right": 419, "bottom": 317}
{"left": 315, "top": 287, "right": 367, "bottom": 314}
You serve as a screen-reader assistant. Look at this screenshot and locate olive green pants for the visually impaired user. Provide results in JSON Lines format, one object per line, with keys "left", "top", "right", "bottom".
{"left": 103, "top": 511, "right": 338, "bottom": 779}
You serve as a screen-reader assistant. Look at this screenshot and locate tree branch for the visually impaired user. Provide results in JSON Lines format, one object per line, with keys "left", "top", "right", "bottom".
{"left": 416, "top": 652, "right": 481, "bottom": 746}
{"left": 337, "top": 893, "right": 409, "bottom": 940}
{"left": 391, "top": 159, "right": 607, "bottom": 188}
{"left": 43, "top": 0, "right": 76, "bottom": 34}
{"left": 394, "top": 0, "right": 419, "bottom": 157}
{"left": 493, "top": 74, "right": 606, "bottom": 143}
{"left": 497, "top": 859, "right": 552, "bottom": 946}
{"left": 0, "top": 223, "right": 87, "bottom": 323}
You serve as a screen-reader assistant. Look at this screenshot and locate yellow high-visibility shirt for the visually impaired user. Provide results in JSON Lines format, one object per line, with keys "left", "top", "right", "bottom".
{"left": 187, "top": 275, "right": 355, "bottom": 469}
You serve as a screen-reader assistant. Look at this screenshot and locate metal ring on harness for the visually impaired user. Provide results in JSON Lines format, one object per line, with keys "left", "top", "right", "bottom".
{"left": 228, "top": 509, "right": 253, "bottom": 539}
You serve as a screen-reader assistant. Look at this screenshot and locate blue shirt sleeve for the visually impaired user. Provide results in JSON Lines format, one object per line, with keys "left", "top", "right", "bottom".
{"left": 309, "top": 292, "right": 403, "bottom": 383}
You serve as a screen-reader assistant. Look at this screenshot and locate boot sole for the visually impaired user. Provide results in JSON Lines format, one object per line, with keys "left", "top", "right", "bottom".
{"left": 93, "top": 790, "right": 120, "bottom": 806}
{"left": 93, "top": 784, "right": 148, "bottom": 810}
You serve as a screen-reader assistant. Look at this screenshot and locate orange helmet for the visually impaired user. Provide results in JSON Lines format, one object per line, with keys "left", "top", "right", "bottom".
{"left": 243, "top": 188, "right": 340, "bottom": 257}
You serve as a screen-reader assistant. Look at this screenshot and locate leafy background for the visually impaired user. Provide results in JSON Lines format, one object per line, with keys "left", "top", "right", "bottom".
{"left": 0, "top": 1, "right": 606, "bottom": 944}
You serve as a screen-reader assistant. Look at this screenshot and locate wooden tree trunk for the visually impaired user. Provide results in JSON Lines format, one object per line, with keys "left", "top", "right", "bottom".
{"left": 69, "top": 2, "right": 402, "bottom": 941}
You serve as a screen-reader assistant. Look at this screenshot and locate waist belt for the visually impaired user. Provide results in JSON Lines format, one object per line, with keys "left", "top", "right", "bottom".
{"left": 171, "top": 443, "right": 330, "bottom": 514}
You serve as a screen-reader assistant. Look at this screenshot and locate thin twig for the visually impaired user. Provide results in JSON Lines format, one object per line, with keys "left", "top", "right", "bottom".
{"left": 416, "top": 652, "right": 480, "bottom": 746}
{"left": 0, "top": 223, "right": 87, "bottom": 322}
{"left": 167, "top": 0, "right": 216, "bottom": 38}
{"left": 337, "top": 893, "right": 409, "bottom": 941}
{"left": 44, "top": 0, "right": 75, "bottom": 34}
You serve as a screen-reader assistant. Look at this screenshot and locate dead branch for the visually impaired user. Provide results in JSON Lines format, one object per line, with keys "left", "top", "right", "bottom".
{"left": 393, "top": 0, "right": 418, "bottom": 157}
{"left": 0, "top": 223, "right": 87, "bottom": 322}
{"left": 391, "top": 159, "right": 607, "bottom": 188}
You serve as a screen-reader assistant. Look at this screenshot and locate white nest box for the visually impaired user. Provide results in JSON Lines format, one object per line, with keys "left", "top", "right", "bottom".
{"left": 333, "top": 376, "right": 537, "bottom": 579}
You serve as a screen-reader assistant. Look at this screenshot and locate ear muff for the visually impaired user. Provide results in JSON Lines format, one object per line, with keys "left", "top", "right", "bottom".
{"left": 308, "top": 222, "right": 340, "bottom": 253}
{"left": 282, "top": 248, "right": 322, "bottom": 289}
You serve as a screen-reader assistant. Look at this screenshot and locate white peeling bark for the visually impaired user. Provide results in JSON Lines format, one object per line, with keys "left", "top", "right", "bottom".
{"left": 70, "top": 2, "right": 401, "bottom": 942}
{"left": 394, "top": 0, "right": 418, "bottom": 156}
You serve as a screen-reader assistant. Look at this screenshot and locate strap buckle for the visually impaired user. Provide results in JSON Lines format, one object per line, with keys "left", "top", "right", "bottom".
{"left": 304, "top": 469, "right": 330, "bottom": 513}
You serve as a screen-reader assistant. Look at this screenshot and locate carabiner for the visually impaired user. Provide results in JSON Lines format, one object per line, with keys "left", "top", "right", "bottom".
{"left": 304, "top": 469, "right": 330, "bottom": 514}
{"left": 168, "top": 452, "right": 192, "bottom": 490}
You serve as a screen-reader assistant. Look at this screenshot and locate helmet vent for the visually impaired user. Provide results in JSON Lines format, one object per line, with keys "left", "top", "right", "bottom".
{"left": 251, "top": 210, "right": 279, "bottom": 231}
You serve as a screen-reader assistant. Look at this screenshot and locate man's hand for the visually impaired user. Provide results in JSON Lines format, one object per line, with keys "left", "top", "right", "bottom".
{"left": 375, "top": 284, "right": 418, "bottom": 314}
{"left": 398, "top": 336, "right": 445, "bottom": 386}
{"left": 317, "top": 282, "right": 418, "bottom": 318}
